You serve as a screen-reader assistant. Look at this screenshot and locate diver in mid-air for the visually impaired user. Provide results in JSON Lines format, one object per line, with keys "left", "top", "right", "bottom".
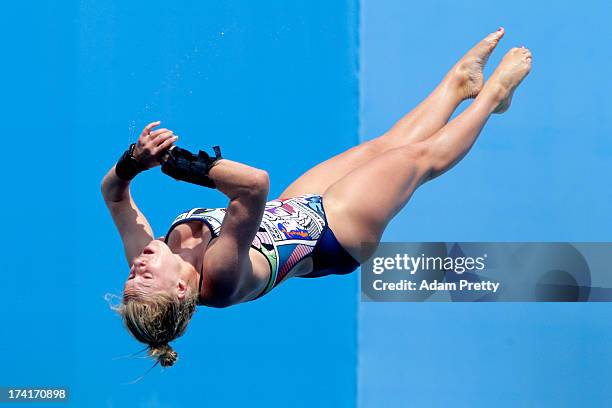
{"left": 101, "top": 28, "right": 531, "bottom": 367}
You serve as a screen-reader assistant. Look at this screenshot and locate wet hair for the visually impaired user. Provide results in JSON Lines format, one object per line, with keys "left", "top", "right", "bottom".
{"left": 116, "top": 290, "right": 198, "bottom": 367}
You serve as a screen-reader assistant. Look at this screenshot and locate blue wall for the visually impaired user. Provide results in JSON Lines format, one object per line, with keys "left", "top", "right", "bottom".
{"left": 4, "top": 1, "right": 612, "bottom": 407}
{"left": 1, "top": 0, "right": 79, "bottom": 401}
{"left": 358, "top": 0, "right": 612, "bottom": 407}
{"left": 2, "top": 1, "right": 358, "bottom": 407}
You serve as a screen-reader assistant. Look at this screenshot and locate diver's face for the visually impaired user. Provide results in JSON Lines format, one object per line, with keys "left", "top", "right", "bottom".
{"left": 123, "top": 239, "right": 182, "bottom": 299}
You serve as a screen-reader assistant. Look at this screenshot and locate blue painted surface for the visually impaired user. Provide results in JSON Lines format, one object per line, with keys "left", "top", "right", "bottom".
{"left": 2, "top": 1, "right": 358, "bottom": 407}
{"left": 4, "top": 1, "right": 612, "bottom": 406}
{"left": 359, "top": 0, "right": 612, "bottom": 407}
{"left": 1, "top": 1, "right": 79, "bottom": 405}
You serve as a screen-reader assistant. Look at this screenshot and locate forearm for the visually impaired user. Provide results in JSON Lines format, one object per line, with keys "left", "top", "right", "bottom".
{"left": 209, "top": 159, "right": 269, "bottom": 200}
{"left": 101, "top": 165, "right": 131, "bottom": 203}
{"left": 100, "top": 164, "right": 154, "bottom": 264}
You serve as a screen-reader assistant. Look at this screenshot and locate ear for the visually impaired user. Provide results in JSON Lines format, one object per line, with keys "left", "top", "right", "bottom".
{"left": 176, "top": 279, "right": 187, "bottom": 300}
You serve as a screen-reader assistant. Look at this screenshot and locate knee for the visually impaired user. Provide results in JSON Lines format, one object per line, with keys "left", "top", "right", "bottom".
{"left": 396, "top": 142, "right": 434, "bottom": 180}
{"left": 361, "top": 138, "right": 390, "bottom": 158}
{"left": 403, "top": 140, "right": 456, "bottom": 182}
{"left": 405, "top": 141, "right": 431, "bottom": 160}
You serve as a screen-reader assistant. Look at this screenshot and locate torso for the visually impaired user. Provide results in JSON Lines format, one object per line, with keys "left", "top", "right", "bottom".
{"left": 166, "top": 220, "right": 314, "bottom": 306}
{"left": 165, "top": 195, "right": 328, "bottom": 305}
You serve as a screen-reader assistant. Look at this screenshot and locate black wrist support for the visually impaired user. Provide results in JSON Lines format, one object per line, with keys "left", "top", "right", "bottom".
{"left": 115, "top": 143, "right": 147, "bottom": 181}
{"left": 161, "top": 145, "right": 222, "bottom": 188}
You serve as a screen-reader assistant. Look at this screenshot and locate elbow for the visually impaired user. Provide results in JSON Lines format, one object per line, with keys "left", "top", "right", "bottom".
{"left": 249, "top": 170, "right": 270, "bottom": 197}
{"left": 100, "top": 176, "right": 110, "bottom": 201}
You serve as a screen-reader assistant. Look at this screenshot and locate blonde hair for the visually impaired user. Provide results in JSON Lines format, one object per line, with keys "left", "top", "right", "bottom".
{"left": 116, "top": 291, "right": 198, "bottom": 367}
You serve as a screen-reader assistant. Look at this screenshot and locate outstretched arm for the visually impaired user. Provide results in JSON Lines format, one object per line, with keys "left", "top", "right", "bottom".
{"left": 101, "top": 121, "right": 178, "bottom": 265}
{"left": 202, "top": 159, "right": 270, "bottom": 303}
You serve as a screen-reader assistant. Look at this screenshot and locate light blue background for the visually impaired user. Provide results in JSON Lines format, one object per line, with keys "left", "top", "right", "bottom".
{"left": 2, "top": 0, "right": 612, "bottom": 407}
{"left": 2, "top": 1, "right": 358, "bottom": 407}
{"left": 359, "top": 0, "right": 612, "bottom": 407}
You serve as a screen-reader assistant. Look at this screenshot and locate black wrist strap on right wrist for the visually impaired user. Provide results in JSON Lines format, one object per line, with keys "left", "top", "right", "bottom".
{"left": 115, "top": 143, "right": 146, "bottom": 181}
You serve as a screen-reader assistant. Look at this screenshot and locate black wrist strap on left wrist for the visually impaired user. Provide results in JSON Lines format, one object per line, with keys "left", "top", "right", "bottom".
{"left": 115, "top": 143, "right": 147, "bottom": 181}
{"left": 161, "top": 145, "right": 222, "bottom": 188}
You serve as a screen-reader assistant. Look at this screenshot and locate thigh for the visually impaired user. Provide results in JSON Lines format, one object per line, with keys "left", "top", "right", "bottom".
{"left": 322, "top": 143, "right": 431, "bottom": 262}
{"left": 279, "top": 137, "right": 388, "bottom": 198}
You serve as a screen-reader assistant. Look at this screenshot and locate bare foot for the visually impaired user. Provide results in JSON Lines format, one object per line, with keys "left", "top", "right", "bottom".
{"left": 447, "top": 28, "right": 505, "bottom": 99}
{"left": 484, "top": 47, "right": 533, "bottom": 113}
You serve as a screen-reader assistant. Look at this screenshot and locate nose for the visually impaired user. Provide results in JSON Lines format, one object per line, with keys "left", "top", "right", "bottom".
{"left": 133, "top": 261, "right": 150, "bottom": 279}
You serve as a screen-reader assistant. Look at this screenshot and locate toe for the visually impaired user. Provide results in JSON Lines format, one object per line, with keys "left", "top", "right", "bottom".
{"left": 484, "top": 27, "right": 505, "bottom": 46}
{"left": 491, "top": 27, "right": 505, "bottom": 38}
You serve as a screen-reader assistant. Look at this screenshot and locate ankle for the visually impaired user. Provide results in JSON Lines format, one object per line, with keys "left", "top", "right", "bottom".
{"left": 475, "top": 83, "right": 505, "bottom": 112}
{"left": 438, "top": 77, "right": 466, "bottom": 104}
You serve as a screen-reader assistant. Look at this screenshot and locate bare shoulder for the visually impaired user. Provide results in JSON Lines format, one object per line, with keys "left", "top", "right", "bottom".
{"left": 166, "top": 220, "right": 209, "bottom": 248}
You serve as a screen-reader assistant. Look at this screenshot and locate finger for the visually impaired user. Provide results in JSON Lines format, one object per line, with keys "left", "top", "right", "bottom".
{"left": 154, "top": 136, "right": 178, "bottom": 155}
{"left": 149, "top": 128, "right": 171, "bottom": 139}
{"left": 142, "top": 121, "right": 161, "bottom": 135}
{"left": 154, "top": 135, "right": 179, "bottom": 153}
{"left": 150, "top": 131, "right": 174, "bottom": 146}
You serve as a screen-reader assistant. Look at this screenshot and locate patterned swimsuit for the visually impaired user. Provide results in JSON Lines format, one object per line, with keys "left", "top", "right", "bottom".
{"left": 164, "top": 194, "right": 359, "bottom": 299}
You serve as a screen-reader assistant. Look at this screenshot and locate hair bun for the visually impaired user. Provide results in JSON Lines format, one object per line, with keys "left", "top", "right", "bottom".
{"left": 149, "top": 344, "right": 178, "bottom": 367}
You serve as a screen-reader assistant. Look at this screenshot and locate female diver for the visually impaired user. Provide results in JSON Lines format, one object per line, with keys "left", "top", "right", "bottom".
{"left": 101, "top": 28, "right": 531, "bottom": 367}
